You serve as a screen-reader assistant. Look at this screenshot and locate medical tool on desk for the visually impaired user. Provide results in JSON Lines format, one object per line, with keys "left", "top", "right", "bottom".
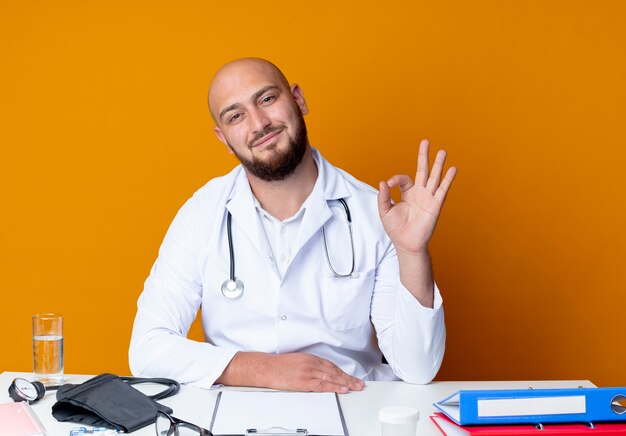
{"left": 8, "top": 377, "right": 58, "bottom": 403}
{"left": 220, "top": 198, "right": 355, "bottom": 299}
{"left": 8, "top": 375, "right": 179, "bottom": 405}
{"left": 51, "top": 374, "right": 180, "bottom": 433}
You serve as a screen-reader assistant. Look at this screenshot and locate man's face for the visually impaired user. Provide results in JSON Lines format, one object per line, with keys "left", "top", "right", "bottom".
{"left": 209, "top": 61, "right": 310, "bottom": 181}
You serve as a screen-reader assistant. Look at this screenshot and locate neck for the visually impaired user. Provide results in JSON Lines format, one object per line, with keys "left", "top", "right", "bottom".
{"left": 246, "top": 147, "right": 318, "bottom": 221}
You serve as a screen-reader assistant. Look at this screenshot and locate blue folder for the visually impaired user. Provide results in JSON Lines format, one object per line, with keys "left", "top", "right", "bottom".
{"left": 433, "top": 387, "right": 626, "bottom": 425}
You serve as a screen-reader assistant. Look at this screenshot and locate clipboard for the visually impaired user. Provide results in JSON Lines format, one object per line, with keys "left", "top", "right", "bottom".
{"left": 209, "top": 391, "right": 349, "bottom": 436}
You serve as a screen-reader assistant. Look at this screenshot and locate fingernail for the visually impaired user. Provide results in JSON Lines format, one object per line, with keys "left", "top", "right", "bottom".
{"left": 340, "top": 386, "right": 348, "bottom": 393}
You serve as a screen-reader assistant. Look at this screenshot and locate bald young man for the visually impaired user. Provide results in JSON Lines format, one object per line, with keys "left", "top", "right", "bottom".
{"left": 129, "top": 58, "right": 456, "bottom": 392}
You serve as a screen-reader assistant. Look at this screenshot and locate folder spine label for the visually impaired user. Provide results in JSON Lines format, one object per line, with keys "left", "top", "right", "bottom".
{"left": 477, "top": 395, "right": 586, "bottom": 417}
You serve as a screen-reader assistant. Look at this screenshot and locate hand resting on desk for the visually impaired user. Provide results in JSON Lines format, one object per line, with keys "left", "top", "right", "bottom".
{"left": 215, "top": 351, "right": 365, "bottom": 393}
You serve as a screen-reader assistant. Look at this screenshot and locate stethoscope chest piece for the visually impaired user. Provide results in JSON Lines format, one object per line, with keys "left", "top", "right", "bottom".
{"left": 221, "top": 278, "right": 244, "bottom": 299}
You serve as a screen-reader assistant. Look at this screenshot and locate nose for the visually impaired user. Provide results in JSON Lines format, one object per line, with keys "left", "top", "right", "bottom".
{"left": 248, "top": 107, "right": 271, "bottom": 134}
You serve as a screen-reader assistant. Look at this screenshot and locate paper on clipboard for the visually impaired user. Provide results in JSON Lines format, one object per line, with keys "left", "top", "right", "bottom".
{"left": 209, "top": 391, "right": 348, "bottom": 435}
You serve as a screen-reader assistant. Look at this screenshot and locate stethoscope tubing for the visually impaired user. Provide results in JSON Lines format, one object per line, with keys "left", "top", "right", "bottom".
{"left": 322, "top": 198, "right": 355, "bottom": 278}
{"left": 221, "top": 198, "right": 355, "bottom": 299}
{"left": 227, "top": 212, "right": 235, "bottom": 282}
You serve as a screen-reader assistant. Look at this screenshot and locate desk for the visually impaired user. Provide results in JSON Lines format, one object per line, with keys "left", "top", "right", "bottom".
{"left": 1, "top": 372, "right": 595, "bottom": 435}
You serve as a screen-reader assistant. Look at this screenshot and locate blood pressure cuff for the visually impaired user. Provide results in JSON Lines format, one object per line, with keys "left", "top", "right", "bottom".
{"left": 52, "top": 373, "right": 174, "bottom": 433}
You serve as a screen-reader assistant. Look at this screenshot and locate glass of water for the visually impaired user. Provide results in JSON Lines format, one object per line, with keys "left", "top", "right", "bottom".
{"left": 32, "top": 313, "right": 64, "bottom": 385}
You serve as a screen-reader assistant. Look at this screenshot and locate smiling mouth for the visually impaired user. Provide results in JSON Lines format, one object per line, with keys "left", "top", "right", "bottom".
{"left": 252, "top": 129, "right": 283, "bottom": 148}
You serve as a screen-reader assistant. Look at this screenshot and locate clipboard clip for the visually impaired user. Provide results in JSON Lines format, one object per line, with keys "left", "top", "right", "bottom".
{"left": 246, "top": 427, "right": 308, "bottom": 435}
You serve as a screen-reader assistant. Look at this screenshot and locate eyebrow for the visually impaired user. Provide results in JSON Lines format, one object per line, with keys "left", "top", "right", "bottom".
{"left": 219, "top": 85, "right": 282, "bottom": 122}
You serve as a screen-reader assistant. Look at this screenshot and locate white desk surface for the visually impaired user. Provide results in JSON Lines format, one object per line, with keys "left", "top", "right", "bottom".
{"left": 0, "top": 371, "right": 595, "bottom": 435}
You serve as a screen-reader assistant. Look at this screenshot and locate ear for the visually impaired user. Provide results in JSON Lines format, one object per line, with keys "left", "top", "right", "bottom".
{"left": 214, "top": 126, "right": 234, "bottom": 154}
{"left": 290, "top": 84, "right": 309, "bottom": 116}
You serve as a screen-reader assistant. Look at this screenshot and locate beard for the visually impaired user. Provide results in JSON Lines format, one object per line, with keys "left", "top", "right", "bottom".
{"left": 228, "top": 111, "right": 308, "bottom": 182}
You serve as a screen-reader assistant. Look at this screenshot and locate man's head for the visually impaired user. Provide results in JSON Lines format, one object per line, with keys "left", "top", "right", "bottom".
{"left": 208, "top": 58, "right": 310, "bottom": 182}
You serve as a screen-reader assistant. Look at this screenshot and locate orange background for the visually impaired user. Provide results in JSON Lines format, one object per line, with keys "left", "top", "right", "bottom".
{"left": 1, "top": 1, "right": 624, "bottom": 386}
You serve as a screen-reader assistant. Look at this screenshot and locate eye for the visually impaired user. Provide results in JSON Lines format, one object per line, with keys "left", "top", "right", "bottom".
{"left": 228, "top": 113, "right": 243, "bottom": 124}
{"left": 260, "top": 95, "right": 275, "bottom": 105}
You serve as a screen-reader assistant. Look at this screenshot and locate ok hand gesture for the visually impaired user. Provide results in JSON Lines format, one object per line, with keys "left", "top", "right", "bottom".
{"left": 378, "top": 139, "right": 457, "bottom": 256}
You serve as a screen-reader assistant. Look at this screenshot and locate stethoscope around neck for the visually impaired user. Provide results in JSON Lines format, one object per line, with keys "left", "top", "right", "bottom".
{"left": 220, "top": 198, "right": 355, "bottom": 299}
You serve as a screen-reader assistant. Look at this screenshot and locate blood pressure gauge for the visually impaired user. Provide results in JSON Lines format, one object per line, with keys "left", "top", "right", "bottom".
{"left": 8, "top": 377, "right": 47, "bottom": 403}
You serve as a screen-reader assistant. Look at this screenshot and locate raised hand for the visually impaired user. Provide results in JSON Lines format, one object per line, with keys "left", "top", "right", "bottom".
{"left": 378, "top": 139, "right": 456, "bottom": 256}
